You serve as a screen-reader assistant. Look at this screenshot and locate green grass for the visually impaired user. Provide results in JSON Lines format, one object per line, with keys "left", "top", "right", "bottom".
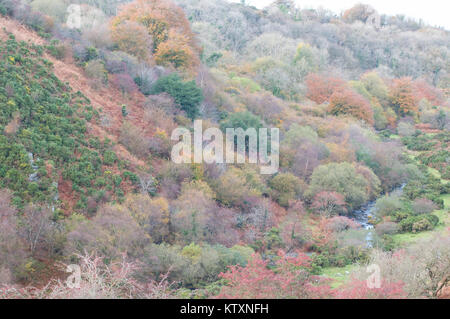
{"left": 321, "top": 264, "right": 358, "bottom": 288}
{"left": 392, "top": 147, "right": 449, "bottom": 246}
{"left": 391, "top": 193, "right": 449, "bottom": 246}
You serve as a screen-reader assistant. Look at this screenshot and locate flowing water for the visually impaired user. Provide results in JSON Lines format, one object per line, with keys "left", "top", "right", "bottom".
{"left": 348, "top": 183, "right": 406, "bottom": 246}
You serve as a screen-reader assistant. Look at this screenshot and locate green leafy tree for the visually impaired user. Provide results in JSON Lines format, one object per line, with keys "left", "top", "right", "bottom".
{"left": 220, "top": 111, "right": 263, "bottom": 132}
{"left": 151, "top": 74, "right": 203, "bottom": 120}
{"left": 306, "top": 163, "right": 371, "bottom": 210}
{"left": 269, "top": 173, "right": 305, "bottom": 207}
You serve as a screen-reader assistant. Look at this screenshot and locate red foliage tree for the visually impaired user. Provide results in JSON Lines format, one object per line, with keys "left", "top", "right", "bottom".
{"left": 389, "top": 77, "right": 419, "bottom": 116}
{"left": 305, "top": 73, "right": 346, "bottom": 104}
{"left": 413, "top": 79, "right": 445, "bottom": 106}
{"left": 328, "top": 88, "right": 374, "bottom": 124}
{"left": 217, "top": 252, "right": 332, "bottom": 299}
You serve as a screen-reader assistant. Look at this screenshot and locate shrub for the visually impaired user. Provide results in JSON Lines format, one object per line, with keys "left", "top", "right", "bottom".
{"left": 360, "top": 72, "right": 389, "bottom": 105}
{"left": 132, "top": 64, "right": 163, "bottom": 95}
{"left": 412, "top": 218, "right": 432, "bottom": 233}
{"left": 229, "top": 76, "right": 262, "bottom": 93}
{"left": 342, "top": 4, "right": 377, "bottom": 23}
{"left": 110, "top": 73, "right": 138, "bottom": 96}
{"left": 374, "top": 195, "right": 403, "bottom": 217}
{"left": 82, "top": 24, "right": 112, "bottom": 49}
{"left": 74, "top": 45, "right": 99, "bottom": 63}
{"left": 119, "top": 122, "right": 150, "bottom": 158}
{"left": 148, "top": 131, "right": 172, "bottom": 158}
{"left": 220, "top": 111, "right": 263, "bottom": 132}
{"left": 84, "top": 59, "right": 107, "bottom": 86}
{"left": 399, "top": 214, "right": 439, "bottom": 233}
{"left": 412, "top": 198, "right": 437, "bottom": 215}
{"left": 243, "top": 92, "right": 283, "bottom": 124}
{"left": 375, "top": 222, "right": 399, "bottom": 236}
{"left": 45, "top": 40, "right": 67, "bottom": 60}
{"left": 150, "top": 74, "right": 203, "bottom": 120}
{"left": 171, "top": 186, "right": 216, "bottom": 243}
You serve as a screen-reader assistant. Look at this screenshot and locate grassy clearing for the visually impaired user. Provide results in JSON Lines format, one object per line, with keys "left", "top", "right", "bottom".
{"left": 392, "top": 193, "right": 449, "bottom": 246}
{"left": 321, "top": 264, "right": 358, "bottom": 288}
{"left": 392, "top": 145, "right": 449, "bottom": 245}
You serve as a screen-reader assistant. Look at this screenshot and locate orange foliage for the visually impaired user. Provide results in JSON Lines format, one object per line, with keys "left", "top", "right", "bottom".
{"left": 306, "top": 73, "right": 347, "bottom": 104}
{"left": 154, "top": 30, "right": 198, "bottom": 69}
{"left": 309, "top": 217, "right": 334, "bottom": 248}
{"left": 389, "top": 77, "right": 419, "bottom": 116}
{"left": 111, "top": 0, "right": 199, "bottom": 70}
{"left": 110, "top": 21, "right": 152, "bottom": 61}
{"left": 328, "top": 88, "right": 374, "bottom": 124}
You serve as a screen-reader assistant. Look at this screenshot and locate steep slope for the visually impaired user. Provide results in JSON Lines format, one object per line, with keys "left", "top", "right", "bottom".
{"left": 0, "top": 16, "right": 151, "bottom": 167}
{"left": 0, "top": 17, "right": 155, "bottom": 213}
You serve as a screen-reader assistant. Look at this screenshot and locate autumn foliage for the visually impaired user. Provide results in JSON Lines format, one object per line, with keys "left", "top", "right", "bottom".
{"left": 306, "top": 73, "right": 347, "bottom": 104}
{"left": 389, "top": 77, "right": 419, "bottom": 116}
{"left": 335, "top": 279, "right": 406, "bottom": 299}
{"left": 413, "top": 79, "right": 445, "bottom": 106}
{"left": 154, "top": 30, "right": 197, "bottom": 69}
{"left": 111, "top": 0, "right": 199, "bottom": 70}
{"left": 110, "top": 20, "right": 152, "bottom": 61}
{"left": 328, "top": 88, "right": 374, "bottom": 124}
{"left": 217, "top": 252, "right": 332, "bottom": 299}
{"left": 1, "top": 0, "right": 449, "bottom": 301}
{"left": 311, "top": 191, "right": 347, "bottom": 217}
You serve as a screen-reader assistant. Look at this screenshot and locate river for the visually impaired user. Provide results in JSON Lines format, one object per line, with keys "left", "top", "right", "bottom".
{"left": 348, "top": 183, "right": 406, "bottom": 246}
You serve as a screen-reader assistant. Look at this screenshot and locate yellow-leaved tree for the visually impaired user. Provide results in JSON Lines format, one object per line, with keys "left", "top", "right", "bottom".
{"left": 110, "top": 0, "right": 199, "bottom": 71}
